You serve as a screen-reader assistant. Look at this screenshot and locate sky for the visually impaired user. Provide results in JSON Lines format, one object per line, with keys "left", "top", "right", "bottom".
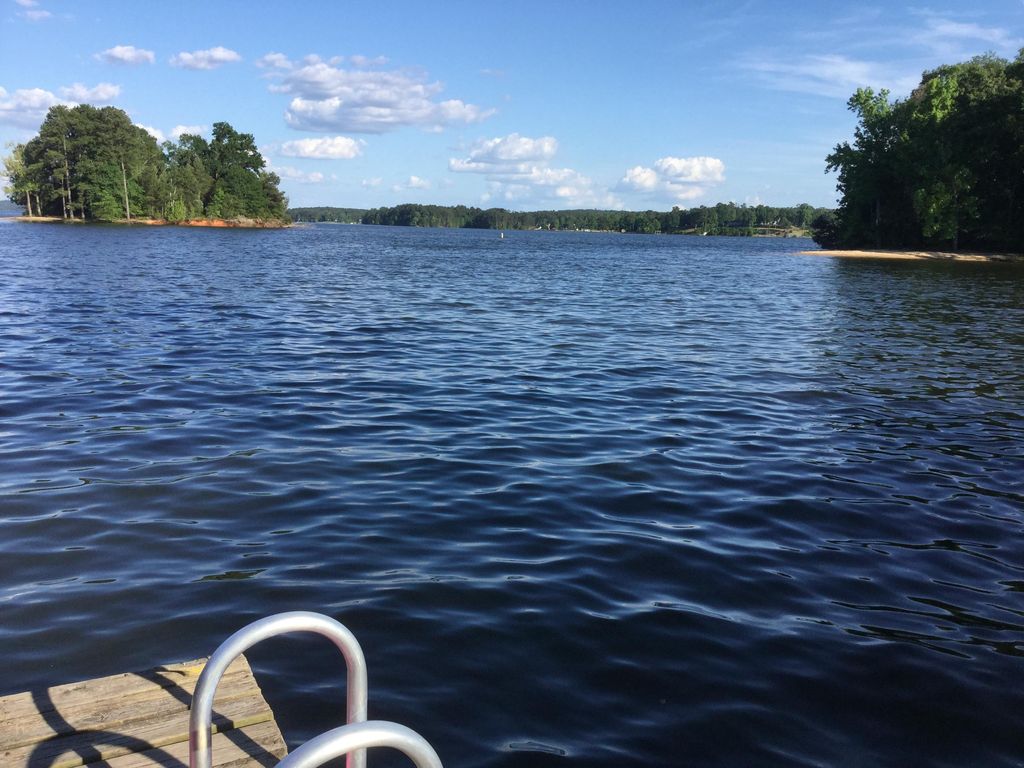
{"left": 1, "top": 1, "right": 1022, "bottom": 211}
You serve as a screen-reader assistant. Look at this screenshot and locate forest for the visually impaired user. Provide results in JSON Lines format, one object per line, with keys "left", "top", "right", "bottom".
{"left": 816, "top": 52, "right": 1024, "bottom": 252}
{"left": 291, "top": 201, "right": 832, "bottom": 236}
{"left": 3, "top": 105, "right": 288, "bottom": 223}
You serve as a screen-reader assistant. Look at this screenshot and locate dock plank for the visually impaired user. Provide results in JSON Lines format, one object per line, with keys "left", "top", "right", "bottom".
{"left": 0, "top": 655, "right": 287, "bottom": 768}
{"left": 98, "top": 722, "right": 287, "bottom": 768}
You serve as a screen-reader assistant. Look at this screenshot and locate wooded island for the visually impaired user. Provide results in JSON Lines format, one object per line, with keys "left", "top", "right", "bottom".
{"left": 814, "top": 53, "right": 1024, "bottom": 253}
{"left": 289, "top": 202, "right": 832, "bottom": 236}
{"left": 3, "top": 105, "right": 288, "bottom": 225}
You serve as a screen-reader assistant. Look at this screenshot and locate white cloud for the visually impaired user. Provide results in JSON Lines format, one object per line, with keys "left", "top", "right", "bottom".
{"left": 275, "top": 165, "right": 326, "bottom": 184}
{"left": 15, "top": 0, "right": 39, "bottom": 6}
{"left": 21, "top": 8, "right": 51, "bottom": 20}
{"left": 264, "top": 54, "right": 494, "bottom": 133}
{"left": 170, "top": 46, "right": 241, "bottom": 70}
{"left": 59, "top": 82, "right": 121, "bottom": 103}
{"left": 912, "top": 16, "right": 1024, "bottom": 56}
{"left": 744, "top": 53, "right": 919, "bottom": 99}
{"left": 654, "top": 156, "right": 725, "bottom": 183}
{"left": 97, "top": 45, "right": 155, "bottom": 65}
{"left": 392, "top": 175, "right": 431, "bottom": 192}
{"left": 618, "top": 155, "right": 726, "bottom": 203}
{"left": 137, "top": 124, "right": 166, "bottom": 143}
{"left": 350, "top": 54, "right": 388, "bottom": 68}
{"left": 452, "top": 133, "right": 558, "bottom": 172}
{"left": 450, "top": 131, "right": 619, "bottom": 209}
{"left": 171, "top": 124, "right": 206, "bottom": 139}
{"left": 361, "top": 177, "right": 382, "bottom": 188}
{"left": 257, "top": 52, "right": 292, "bottom": 70}
{"left": 744, "top": 13, "right": 1019, "bottom": 101}
{"left": 0, "top": 86, "right": 64, "bottom": 128}
{"left": 280, "top": 135, "right": 364, "bottom": 159}
{"left": 621, "top": 166, "right": 659, "bottom": 191}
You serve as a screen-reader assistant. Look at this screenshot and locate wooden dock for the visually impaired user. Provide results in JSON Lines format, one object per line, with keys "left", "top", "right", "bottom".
{"left": 0, "top": 654, "right": 287, "bottom": 768}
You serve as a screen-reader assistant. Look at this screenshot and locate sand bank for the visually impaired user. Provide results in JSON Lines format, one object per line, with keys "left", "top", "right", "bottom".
{"left": 801, "top": 248, "right": 1022, "bottom": 262}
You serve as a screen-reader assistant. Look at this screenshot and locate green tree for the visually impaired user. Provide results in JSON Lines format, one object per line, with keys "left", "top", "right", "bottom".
{"left": 825, "top": 52, "right": 1024, "bottom": 252}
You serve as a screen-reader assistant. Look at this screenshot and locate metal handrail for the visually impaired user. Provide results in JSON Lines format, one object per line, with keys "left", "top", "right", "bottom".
{"left": 189, "top": 611, "right": 368, "bottom": 768}
{"left": 276, "top": 721, "right": 443, "bottom": 768}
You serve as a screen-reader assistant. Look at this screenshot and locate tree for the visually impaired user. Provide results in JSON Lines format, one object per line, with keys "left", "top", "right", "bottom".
{"left": 2, "top": 143, "right": 41, "bottom": 216}
{"left": 824, "top": 52, "right": 1024, "bottom": 252}
{"left": 5, "top": 106, "right": 287, "bottom": 223}
{"left": 810, "top": 212, "right": 840, "bottom": 248}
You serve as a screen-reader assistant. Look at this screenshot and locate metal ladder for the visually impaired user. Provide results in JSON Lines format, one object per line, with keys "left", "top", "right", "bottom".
{"left": 188, "top": 611, "right": 442, "bottom": 768}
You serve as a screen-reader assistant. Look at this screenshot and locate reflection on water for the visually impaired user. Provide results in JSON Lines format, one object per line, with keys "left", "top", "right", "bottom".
{"left": 1, "top": 222, "right": 1022, "bottom": 767}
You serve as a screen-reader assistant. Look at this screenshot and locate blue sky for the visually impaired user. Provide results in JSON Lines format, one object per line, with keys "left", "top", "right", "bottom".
{"left": 2, "top": 1, "right": 1022, "bottom": 210}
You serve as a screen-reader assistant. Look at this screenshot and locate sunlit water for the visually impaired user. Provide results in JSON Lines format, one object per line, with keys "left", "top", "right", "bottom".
{"left": 1, "top": 221, "right": 1022, "bottom": 767}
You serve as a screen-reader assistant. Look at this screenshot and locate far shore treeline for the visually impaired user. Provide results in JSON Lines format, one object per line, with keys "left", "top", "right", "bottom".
{"left": 3, "top": 105, "right": 288, "bottom": 224}
{"left": 818, "top": 52, "right": 1024, "bottom": 252}
{"left": 289, "top": 202, "right": 832, "bottom": 236}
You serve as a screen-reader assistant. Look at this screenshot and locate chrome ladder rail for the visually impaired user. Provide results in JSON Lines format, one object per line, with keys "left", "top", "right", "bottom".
{"left": 189, "top": 611, "right": 369, "bottom": 768}
{"left": 277, "top": 721, "right": 442, "bottom": 768}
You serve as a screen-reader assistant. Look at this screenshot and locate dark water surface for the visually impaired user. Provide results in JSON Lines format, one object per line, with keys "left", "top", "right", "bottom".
{"left": 2, "top": 221, "right": 1023, "bottom": 767}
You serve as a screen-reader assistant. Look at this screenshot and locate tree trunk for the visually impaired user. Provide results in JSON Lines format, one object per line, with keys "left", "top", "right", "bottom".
{"left": 62, "top": 136, "right": 75, "bottom": 220}
{"left": 25, "top": 191, "right": 34, "bottom": 217}
{"left": 874, "top": 197, "right": 881, "bottom": 248}
{"left": 121, "top": 160, "right": 131, "bottom": 221}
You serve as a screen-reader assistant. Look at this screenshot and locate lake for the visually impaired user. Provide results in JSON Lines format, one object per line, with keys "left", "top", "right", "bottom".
{"left": 1, "top": 221, "right": 1022, "bottom": 767}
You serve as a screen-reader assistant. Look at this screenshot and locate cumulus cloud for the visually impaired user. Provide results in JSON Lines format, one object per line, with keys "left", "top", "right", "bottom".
{"left": 171, "top": 124, "right": 206, "bottom": 139}
{"left": 262, "top": 53, "right": 494, "bottom": 133}
{"left": 170, "top": 46, "right": 241, "bottom": 70}
{"left": 0, "top": 86, "right": 64, "bottom": 128}
{"left": 59, "top": 82, "right": 121, "bottom": 103}
{"left": 653, "top": 156, "right": 725, "bottom": 183}
{"left": 361, "top": 177, "right": 382, "bottom": 188}
{"left": 450, "top": 132, "right": 619, "bottom": 209}
{"left": 21, "top": 8, "right": 51, "bottom": 20}
{"left": 97, "top": 45, "right": 155, "bottom": 65}
{"left": 619, "top": 156, "right": 726, "bottom": 203}
{"left": 280, "top": 135, "right": 364, "bottom": 159}
{"left": 449, "top": 132, "right": 558, "bottom": 174}
{"left": 137, "top": 124, "right": 166, "bottom": 143}
{"left": 621, "top": 165, "right": 659, "bottom": 191}
{"left": 257, "top": 52, "right": 292, "bottom": 70}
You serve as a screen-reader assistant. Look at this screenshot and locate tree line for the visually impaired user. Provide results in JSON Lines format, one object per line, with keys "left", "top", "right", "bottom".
{"left": 815, "top": 52, "right": 1024, "bottom": 252}
{"left": 3, "top": 104, "right": 288, "bottom": 223}
{"left": 291, "top": 201, "right": 832, "bottom": 235}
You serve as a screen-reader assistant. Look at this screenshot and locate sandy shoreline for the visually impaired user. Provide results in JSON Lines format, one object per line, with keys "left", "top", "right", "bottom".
{"left": 800, "top": 248, "right": 1022, "bottom": 262}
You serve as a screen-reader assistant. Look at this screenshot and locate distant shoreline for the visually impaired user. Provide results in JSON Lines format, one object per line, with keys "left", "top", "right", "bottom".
{"left": 801, "top": 248, "right": 1023, "bottom": 263}
{"left": 11, "top": 215, "right": 290, "bottom": 229}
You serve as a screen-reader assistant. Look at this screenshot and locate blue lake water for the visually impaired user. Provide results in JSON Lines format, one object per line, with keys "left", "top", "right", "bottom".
{"left": 1, "top": 221, "right": 1023, "bottom": 767}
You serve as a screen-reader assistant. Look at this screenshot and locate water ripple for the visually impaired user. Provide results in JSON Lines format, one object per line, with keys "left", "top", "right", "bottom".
{"left": 1, "top": 223, "right": 1023, "bottom": 766}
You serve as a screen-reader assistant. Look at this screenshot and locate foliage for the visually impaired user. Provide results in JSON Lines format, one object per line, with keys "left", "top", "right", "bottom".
{"left": 810, "top": 212, "right": 840, "bottom": 248}
{"left": 3, "top": 105, "right": 287, "bottom": 223}
{"left": 291, "top": 202, "right": 832, "bottom": 236}
{"left": 289, "top": 206, "right": 368, "bottom": 223}
{"left": 826, "top": 52, "right": 1024, "bottom": 252}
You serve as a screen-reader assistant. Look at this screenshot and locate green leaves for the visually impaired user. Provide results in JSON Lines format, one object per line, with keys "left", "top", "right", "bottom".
{"left": 826, "top": 54, "right": 1024, "bottom": 252}
{"left": 7, "top": 105, "right": 287, "bottom": 223}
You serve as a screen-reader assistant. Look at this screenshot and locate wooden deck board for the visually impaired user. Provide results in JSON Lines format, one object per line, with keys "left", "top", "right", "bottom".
{"left": 0, "top": 655, "right": 286, "bottom": 768}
